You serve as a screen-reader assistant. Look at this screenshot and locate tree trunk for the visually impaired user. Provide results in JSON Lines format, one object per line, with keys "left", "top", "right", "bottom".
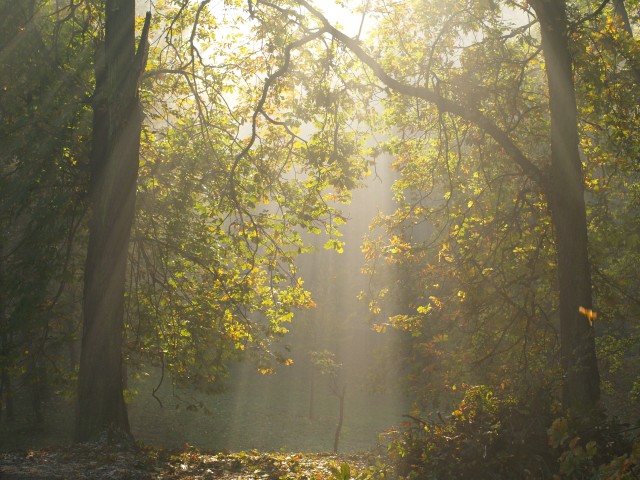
{"left": 1, "top": 370, "right": 14, "bottom": 424}
{"left": 28, "top": 351, "right": 45, "bottom": 426}
{"left": 75, "top": 1, "right": 149, "bottom": 442}
{"left": 333, "top": 384, "right": 346, "bottom": 454}
{"left": 309, "top": 365, "right": 315, "bottom": 420}
{"left": 531, "top": 0, "right": 600, "bottom": 416}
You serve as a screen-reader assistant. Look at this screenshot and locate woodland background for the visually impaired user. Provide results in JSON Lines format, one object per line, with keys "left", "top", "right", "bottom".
{"left": 1, "top": 0, "right": 640, "bottom": 478}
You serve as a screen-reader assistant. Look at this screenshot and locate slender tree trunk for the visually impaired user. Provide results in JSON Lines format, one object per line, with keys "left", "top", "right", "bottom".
{"left": 309, "top": 365, "right": 315, "bottom": 420}
{"left": 531, "top": 0, "right": 600, "bottom": 415}
{"left": 28, "top": 351, "right": 45, "bottom": 426}
{"left": 333, "top": 384, "right": 346, "bottom": 454}
{"left": 75, "top": 1, "right": 150, "bottom": 442}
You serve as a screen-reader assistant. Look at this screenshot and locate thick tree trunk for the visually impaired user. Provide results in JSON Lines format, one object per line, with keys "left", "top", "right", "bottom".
{"left": 1, "top": 369, "right": 14, "bottom": 423}
{"left": 531, "top": 0, "right": 600, "bottom": 415}
{"left": 75, "top": 1, "right": 149, "bottom": 442}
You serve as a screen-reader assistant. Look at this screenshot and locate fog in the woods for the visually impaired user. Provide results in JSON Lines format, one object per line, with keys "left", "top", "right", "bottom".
{"left": 2, "top": 1, "right": 640, "bottom": 477}
{"left": 125, "top": 155, "right": 408, "bottom": 452}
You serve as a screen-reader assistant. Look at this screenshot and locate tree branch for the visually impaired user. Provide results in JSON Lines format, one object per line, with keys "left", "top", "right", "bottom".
{"left": 228, "top": 28, "right": 328, "bottom": 186}
{"left": 573, "top": 0, "right": 611, "bottom": 26}
{"left": 290, "top": 0, "right": 546, "bottom": 189}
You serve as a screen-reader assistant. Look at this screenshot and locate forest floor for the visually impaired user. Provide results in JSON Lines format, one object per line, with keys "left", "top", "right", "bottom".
{"left": 0, "top": 442, "right": 385, "bottom": 479}
{"left": 0, "top": 364, "right": 404, "bottom": 478}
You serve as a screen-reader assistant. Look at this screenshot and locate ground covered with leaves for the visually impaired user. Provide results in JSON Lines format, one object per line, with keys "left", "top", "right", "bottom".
{"left": 0, "top": 442, "right": 385, "bottom": 479}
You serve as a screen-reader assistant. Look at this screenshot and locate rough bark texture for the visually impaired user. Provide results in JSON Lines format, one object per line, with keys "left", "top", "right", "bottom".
{"left": 75, "top": 0, "right": 149, "bottom": 442}
{"left": 531, "top": 0, "right": 600, "bottom": 415}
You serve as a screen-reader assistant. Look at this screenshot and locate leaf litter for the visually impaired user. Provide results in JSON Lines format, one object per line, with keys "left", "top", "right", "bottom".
{"left": 0, "top": 442, "right": 380, "bottom": 479}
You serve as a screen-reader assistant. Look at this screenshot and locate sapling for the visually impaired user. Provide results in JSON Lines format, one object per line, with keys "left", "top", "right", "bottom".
{"left": 309, "top": 350, "right": 347, "bottom": 453}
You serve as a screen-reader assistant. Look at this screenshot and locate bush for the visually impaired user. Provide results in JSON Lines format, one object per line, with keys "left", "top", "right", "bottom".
{"left": 384, "top": 385, "right": 640, "bottom": 479}
{"left": 548, "top": 415, "right": 639, "bottom": 479}
{"left": 386, "top": 385, "right": 556, "bottom": 479}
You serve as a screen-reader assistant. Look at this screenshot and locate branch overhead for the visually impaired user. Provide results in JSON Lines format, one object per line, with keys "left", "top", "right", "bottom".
{"left": 286, "top": 0, "right": 546, "bottom": 188}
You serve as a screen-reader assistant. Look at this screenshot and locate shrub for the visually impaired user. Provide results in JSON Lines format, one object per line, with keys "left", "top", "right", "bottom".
{"left": 385, "top": 385, "right": 640, "bottom": 479}
{"left": 387, "top": 385, "right": 555, "bottom": 479}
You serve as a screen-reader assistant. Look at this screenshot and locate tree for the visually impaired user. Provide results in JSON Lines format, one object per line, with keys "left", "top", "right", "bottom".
{"left": 75, "top": 0, "right": 150, "bottom": 441}
{"left": 529, "top": 0, "right": 599, "bottom": 417}
{"left": 574, "top": 0, "right": 640, "bottom": 415}
{"left": 310, "top": 350, "right": 347, "bottom": 453}
{"left": 0, "top": 0, "right": 365, "bottom": 437}
{"left": 358, "top": 0, "right": 596, "bottom": 415}
{"left": 247, "top": 0, "right": 640, "bottom": 416}
{"left": 76, "top": 0, "right": 366, "bottom": 436}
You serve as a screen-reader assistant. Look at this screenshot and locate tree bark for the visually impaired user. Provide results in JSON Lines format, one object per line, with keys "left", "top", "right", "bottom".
{"left": 75, "top": 1, "right": 150, "bottom": 442}
{"left": 531, "top": 0, "right": 600, "bottom": 415}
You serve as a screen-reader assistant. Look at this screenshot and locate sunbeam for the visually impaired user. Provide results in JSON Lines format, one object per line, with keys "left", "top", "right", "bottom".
{"left": 3, "top": 0, "right": 640, "bottom": 478}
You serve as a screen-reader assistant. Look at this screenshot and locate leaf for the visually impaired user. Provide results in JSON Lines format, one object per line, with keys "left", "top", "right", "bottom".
{"left": 578, "top": 306, "right": 597, "bottom": 326}
{"left": 323, "top": 238, "right": 345, "bottom": 253}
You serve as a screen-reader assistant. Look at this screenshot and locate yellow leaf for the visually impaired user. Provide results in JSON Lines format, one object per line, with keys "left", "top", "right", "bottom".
{"left": 578, "top": 306, "right": 597, "bottom": 326}
{"left": 372, "top": 323, "right": 387, "bottom": 333}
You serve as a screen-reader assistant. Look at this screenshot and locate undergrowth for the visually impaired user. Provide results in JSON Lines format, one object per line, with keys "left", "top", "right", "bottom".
{"left": 369, "top": 385, "right": 639, "bottom": 479}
